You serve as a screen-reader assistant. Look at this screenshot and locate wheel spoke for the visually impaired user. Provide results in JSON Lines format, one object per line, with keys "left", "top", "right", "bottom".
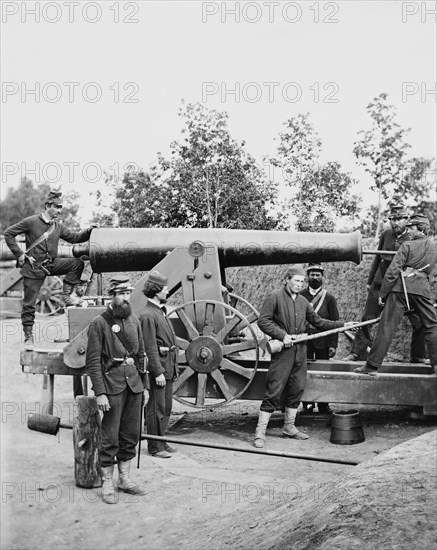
{"left": 48, "top": 279, "right": 57, "bottom": 290}
{"left": 39, "top": 301, "right": 45, "bottom": 314}
{"left": 175, "top": 336, "right": 190, "bottom": 350}
{"left": 50, "top": 295, "right": 62, "bottom": 303}
{"left": 211, "top": 369, "right": 233, "bottom": 401}
{"left": 246, "top": 312, "right": 258, "bottom": 324}
{"left": 203, "top": 302, "right": 215, "bottom": 337}
{"left": 196, "top": 373, "right": 207, "bottom": 406}
{"left": 222, "top": 339, "right": 257, "bottom": 355}
{"left": 47, "top": 301, "right": 56, "bottom": 314}
{"left": 175, "top": 308, "right": 200, "bottom": 341}
{"left": 215, "top": 314, "right": 244, "bottom": 344}
{"left": 220, "top": 358, "right": 252, "bottom": 379}
{"left": 173, "top": 366, "right": 195, "bottom": 392}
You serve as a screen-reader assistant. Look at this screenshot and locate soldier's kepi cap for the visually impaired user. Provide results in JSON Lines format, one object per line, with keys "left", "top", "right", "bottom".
{"left": 146, "top": 270, "right": 168, "bottom": 286}
{"left": 388, "top": 203, "right": 408, "bottom": 219}
{"left": 108, "top": 278, "right": 135, "bottom": 294}
{"left": 285, "top": 265, "right": 306, "bottom": 278}
{"left": 406, "top": 214, "right": 430, "bottom": 228}
{"left": 306, "top": 263, "right": 324, "bottom": 274}
{"left": 46, "top": 191, "right": 63, "bottom": 206}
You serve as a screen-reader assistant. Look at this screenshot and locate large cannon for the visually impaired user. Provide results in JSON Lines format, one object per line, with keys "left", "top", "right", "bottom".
{"left": 59, "top": 228, "right": 361, "bottom": 406}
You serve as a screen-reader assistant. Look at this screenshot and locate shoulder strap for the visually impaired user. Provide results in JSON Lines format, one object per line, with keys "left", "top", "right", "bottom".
{"left": 313, "top": 289, "right": 327, "bottom": 313}
{"left": 27, "top": 223, "right": 56, "bottom": 254}
{"left": 101, "top": 310, "right": 139, "bottom": 365}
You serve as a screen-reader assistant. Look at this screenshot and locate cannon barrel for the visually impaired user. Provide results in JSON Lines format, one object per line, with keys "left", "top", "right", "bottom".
{"left": 0, "top": 242, "right": 75, "bottom": 262}
{"left": 72, "top": 228, "right": 362, "bottom": 272}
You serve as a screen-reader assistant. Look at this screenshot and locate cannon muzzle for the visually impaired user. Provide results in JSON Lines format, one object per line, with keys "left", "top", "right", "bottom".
{"left": 72, "top": 228, "right": 362, "bottom": 272}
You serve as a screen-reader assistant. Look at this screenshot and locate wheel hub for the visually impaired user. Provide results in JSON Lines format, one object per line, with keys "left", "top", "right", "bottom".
{"left": 186, "top": 336, "right": 223, "bottom": 374}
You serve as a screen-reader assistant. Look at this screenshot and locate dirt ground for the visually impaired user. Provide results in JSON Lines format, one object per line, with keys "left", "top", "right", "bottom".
{"left": 1, "top": 314, "right": 436, "bottom": 550}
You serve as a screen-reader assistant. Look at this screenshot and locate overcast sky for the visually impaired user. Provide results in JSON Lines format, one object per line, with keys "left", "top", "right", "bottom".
{"left": 1, "top": 0, "right": 436, "bottom": 222}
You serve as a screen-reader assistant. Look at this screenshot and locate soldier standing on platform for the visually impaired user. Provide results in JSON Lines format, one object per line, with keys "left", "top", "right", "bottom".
{"left": 343, "top": 203, "right": 427, "bottom": 363}
{"left": 4, "top": 190, "right": 97, "bottom": 350}
{"left": 355, "top": 214, "right": 437, "bottom": 375}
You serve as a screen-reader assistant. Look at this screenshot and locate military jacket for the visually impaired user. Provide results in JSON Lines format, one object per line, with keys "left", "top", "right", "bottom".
{"left": 380, "top": 235, "right": 436, "bottom": 301}
{"left": 86, "top": 307, "right": 146, "bottom": 396}
{"left": 258, "top": 287, "right": 344, "bottom": 342}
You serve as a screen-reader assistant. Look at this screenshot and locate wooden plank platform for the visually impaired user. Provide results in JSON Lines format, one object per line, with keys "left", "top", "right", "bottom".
{"left": 21, "top": 350, "right": 437, "bottom": 415}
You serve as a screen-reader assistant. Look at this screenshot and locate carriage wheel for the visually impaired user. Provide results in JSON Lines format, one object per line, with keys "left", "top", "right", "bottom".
{"left": 35, "top": 276, "right": 64, "bottom": 316}
{"left": 171, "top": 299, "right": 259, "bottom": 408}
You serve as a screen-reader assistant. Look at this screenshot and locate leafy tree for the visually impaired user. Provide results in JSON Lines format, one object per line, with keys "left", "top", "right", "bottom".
{"left": 271, "top": 113, "right": 359, "bottom": 231}
{"left": 0, "top": 178, "right": 81, "bottom": 232}
{"left": 103, "top": 102, "right": 278, "bottom": 230}
{"left": 354, "top": 94, "right": 435, "bottom": 236}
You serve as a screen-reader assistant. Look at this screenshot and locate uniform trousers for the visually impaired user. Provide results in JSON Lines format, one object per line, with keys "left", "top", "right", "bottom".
{"left": 100, "top": 386, "right": 142, "bottom": 467}
{"left": 146, "top": 378, "right": 174, "bottom": 454}
{"left": 22, "top": 257, "right": 84, "bottom": 327}
{"left": 367, "top": 292, "right": 437, "bottom": 369}
{"left": 351, "top": 287, "right": 427, "bottom": 360}
{"left": 261, "top": 345, "right": 307, "bottom": 413}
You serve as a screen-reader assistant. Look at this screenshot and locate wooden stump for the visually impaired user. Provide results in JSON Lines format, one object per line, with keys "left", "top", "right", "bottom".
{"left": 73, "top": 396, "right": 102, "bottom": 488}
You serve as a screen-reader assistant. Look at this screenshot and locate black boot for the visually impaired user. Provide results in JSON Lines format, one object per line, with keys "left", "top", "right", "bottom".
{"left": 62, "top": 281, "right": 82, "bottom": 306}
{"left": 23, "top": 327, "right": 34, "bottom": 351}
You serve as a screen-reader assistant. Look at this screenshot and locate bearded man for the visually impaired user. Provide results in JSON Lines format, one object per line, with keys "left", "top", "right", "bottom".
{"left": 86, "top": 278, "right": 149, "bottom": 504}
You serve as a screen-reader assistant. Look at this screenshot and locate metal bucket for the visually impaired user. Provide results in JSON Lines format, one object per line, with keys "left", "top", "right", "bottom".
{"left": 330, "top": 410, "right": 365, "bottom": 445}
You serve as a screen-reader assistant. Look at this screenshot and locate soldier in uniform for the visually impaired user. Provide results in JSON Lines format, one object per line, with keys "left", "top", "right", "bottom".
{"left": 300, "top": 263, "right": 340, "bottom": 413}
{"left": 4, "top": 190, "right": 96, "bottom": 349}
{"left": 140, "top": 271, "right": 179, "bottom": 459}
{"left": 343, "top": 203, "right": 427, "bottom": 363}
{"left": 254, "top": 265, "right": 354, "bottom": 448}
{"left": 86, "top": 278, "right": 149, "bottom": 504}
{"left": 355, "top": 214, "right": 437, "bottom": 375}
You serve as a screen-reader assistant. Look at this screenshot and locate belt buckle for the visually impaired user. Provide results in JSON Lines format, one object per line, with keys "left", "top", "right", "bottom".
{"left": 125, "top": 357, "right": 134, "bottom": 366}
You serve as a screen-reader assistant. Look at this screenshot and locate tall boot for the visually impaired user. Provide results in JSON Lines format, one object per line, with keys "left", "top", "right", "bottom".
{"left": 283, "top": 407, "right": 309, "bottom": 440}
{"left": 23, "top": 326, "right": 34, "bottom": 351}
{"left": 253, "top": 410, "right": 271, "bottom": 448}
{"left": 62, "top": 280, "right": 82, "bottom": 307}
{"left": 101, "top": 465, "right": 118, "bottom": 504}
{"left": 118, "top": 460, "right": 146, "bottom": 495}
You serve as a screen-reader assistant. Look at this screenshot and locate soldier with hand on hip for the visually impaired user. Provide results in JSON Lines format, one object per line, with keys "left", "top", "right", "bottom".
{"left": 4, "top": 190, "right": 97, "bottom": 350}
